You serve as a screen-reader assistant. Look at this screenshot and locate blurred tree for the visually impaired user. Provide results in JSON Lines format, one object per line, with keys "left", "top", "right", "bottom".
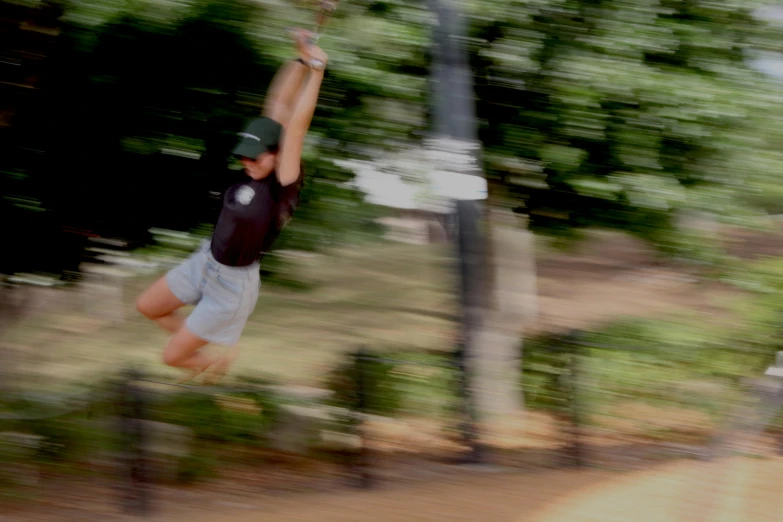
{"left": 1, "top": 0, "right": 401, "bottom": 285}
{"left": 466, "top": 0, "right": 783, "bottom": 261}
{"left": 3, "top": 0, "right": 783, "bottom": 280}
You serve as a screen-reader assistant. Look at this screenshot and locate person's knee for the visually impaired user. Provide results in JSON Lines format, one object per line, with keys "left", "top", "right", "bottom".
{"left": 162, "top": 327, "right": 209, "bottom": 368}
{"left": 136, "top": 294, "right": 157, "bottom": 319}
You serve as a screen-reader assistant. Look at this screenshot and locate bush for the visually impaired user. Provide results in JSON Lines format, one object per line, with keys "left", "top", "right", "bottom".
{"left": 324, "top": 351, "right": 404, "bottom": 417}
{"left": 145, "top": 385, "right": 281, "bottom": 447}
{"left": 0, "top": 386, "right": 115, "bottom": 467}
{"left": 521, "top": 317, "right": 760, "bottom": 429}
{"left": 324, "top": 349, "right": 459, "bottom": 419}
{"left": 521, "top": 332, "right": 577, "bottom": 415}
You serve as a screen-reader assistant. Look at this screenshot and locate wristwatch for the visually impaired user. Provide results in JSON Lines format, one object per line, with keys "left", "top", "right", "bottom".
{"left": 295, "top": 57, "right": 325, "bottom": 72}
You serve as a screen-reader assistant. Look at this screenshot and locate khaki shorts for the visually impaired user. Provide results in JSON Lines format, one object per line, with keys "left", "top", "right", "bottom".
{"left": 165, "top": 241, "right": 260, "bottom": 346}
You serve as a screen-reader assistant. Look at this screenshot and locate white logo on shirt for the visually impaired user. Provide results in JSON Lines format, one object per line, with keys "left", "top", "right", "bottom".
{"left": 238, "top": 132, "right": 260, "bottom": 141}
{"left": 236, "top": 185, "right": 256, "bottom": 205}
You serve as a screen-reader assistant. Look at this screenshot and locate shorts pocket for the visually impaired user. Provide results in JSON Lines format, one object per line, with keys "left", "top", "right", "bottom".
{"left": 208, "top": 273, "right": 245, "bottom": 318}
{"left": 215, "top": 273, "right": 243, "bottom": 295}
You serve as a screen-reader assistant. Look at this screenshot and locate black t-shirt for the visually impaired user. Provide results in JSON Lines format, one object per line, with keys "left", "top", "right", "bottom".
{"left": 210, "top": 170, "right": 279, "bottom": 267}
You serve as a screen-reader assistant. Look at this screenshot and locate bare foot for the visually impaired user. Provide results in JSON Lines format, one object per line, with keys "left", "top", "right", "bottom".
{"left": 175, "top": 369, "right": 203, "bottom": 385}
{"left": 175, "top": 348, "right": 223, "bottom": 385}
{"left": 203, "top": 346, "right": 239, "bottom": 386}
{"left": 176, "top": 364, "right": 218, "bottom": 384}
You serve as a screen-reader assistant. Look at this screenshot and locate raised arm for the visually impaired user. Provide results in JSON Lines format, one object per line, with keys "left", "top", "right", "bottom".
{"left": 262, "top": 60, "right": 309, "bottom": 125}
{"left": 263, "top": 29, "right": 316, "bottom": 128}
{"left": 276, "top": 45, "right": 327, "bottom": 187}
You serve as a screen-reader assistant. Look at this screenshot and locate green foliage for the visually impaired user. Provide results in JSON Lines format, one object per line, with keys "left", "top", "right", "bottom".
{"left": 383, "top": 351, "right": 459, "bottom": 418}
{"left": 522, "top": 316, "right": 761, "bottom": 424}
{"left": 325, "top": 352, "right": 404, "bottom": 416}
{"left": 519, "top": 280, "right": 783, "bottom": 442}
{"left": 7, "top": 0, "right": 782, "bottom": 281}
{"left": 521, "top": 333, "right": 575, "bottom": 414}
{"left": 469, "top": 0, "right": 783, "bottom": 258}
{"left": 149, "top": 387, "right": 280, "bottom": 446}
{"left": 0, "top": 376, "right": 290, "bottom": 488}
{"left": 0, "top": 390, "right": 111, "bottom": 466}
{"left": 721, "top": 257, "right": 783, "bottom": 360}
{"left": 324, "top": 349, "right": 459, "bottom": 419}
{"left": 176, "top": 450, "right": 219, "bottom": 484}
{"left": 3, "top": 0, "right": 406, "bottom": 282}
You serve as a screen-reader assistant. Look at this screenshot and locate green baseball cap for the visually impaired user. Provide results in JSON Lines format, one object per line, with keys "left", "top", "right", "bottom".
{"left": 232, "top": 117, "right": 283, "bottom": 159}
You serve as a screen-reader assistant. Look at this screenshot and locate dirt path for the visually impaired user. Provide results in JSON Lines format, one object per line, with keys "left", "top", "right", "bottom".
{"left": 141, "top": 458, "right": 783, "bottom": 522}
{"left": 531, "top": 457, "right": 783, "bottom": 522}
{"left": 6, "top": 455, "right": 783, "bottom": 522}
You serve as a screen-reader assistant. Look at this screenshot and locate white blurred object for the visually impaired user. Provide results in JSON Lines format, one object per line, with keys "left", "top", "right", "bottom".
{"left": 765, "top": 351, "right": 783, "bottom": 377}
{"left": 375, "top": 217, "right": 430, "bottom": 245}
{"left": 337, "top": 137, "right": 487, "bottom": 215}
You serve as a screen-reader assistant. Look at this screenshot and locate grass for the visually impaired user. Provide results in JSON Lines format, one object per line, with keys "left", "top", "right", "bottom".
{"left": 520, "top": 307, "right": 783, "bottom": 446}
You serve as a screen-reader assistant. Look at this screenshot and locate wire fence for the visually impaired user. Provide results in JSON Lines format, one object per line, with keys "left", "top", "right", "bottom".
{"left": 524, "top": 330, "right": 783, "bottom": 468}
{"left": 109, "top": 348, "right": 480, "bottom": 515}
{"left": 3, "top": 334, "right": 783, "bottom": 516}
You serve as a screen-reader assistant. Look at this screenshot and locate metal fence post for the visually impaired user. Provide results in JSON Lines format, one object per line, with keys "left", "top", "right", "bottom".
{"left": 352, "top": 348, "right": 372, "bottom": 488}
{"left": 117, "top": 367, "right": 151, "bottom": 516}
{"left": 452, "top": 340, "right": 484, "bottom": 464}
{"left": 564, "top": 332, "right": 584, "bottom": 468}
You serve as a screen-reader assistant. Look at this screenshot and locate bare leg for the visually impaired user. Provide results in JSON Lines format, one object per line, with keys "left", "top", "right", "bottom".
{"left": 137, "top": 276, "right": 217, "bottom": 381}
{"left": 163, "top": 326, "right": 217, "bottom": 376}
{"left": 136, "top": 276, "right": 187, "bottom": 333}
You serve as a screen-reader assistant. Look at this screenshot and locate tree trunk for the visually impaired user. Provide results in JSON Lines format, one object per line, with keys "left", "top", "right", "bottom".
{"left": 428, "top": 0, "right": 536, "bottom": 449}
{"left": 468, "top": 209, "right": 537, "bottom": 444}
